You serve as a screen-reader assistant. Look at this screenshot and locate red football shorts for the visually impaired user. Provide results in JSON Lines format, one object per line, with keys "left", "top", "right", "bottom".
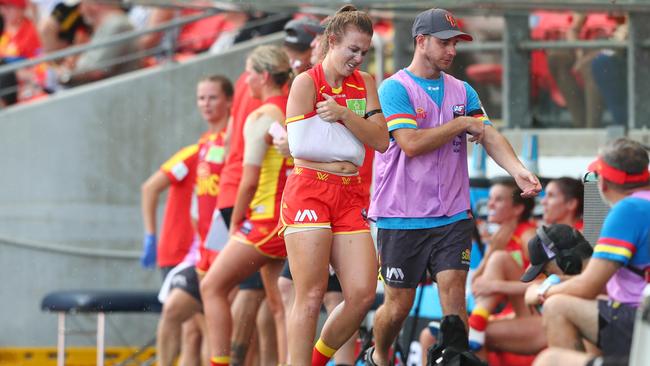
{"left": 279, "top": 167, "right": 370, "bottom": 236}
{"left": 195, "top": 246, "right": 218, "bottom": 275}
{"left": 233, "top": 218, "right": 286, "bottom": 258}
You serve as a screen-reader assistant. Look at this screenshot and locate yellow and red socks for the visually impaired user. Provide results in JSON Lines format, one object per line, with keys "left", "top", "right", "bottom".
{"left": 312, "top": 338, "right": 337, "bottom": 366}
{"left": 468, "top": 306, "right": 489, "bottom": 350}
{"left": 210, "top": 356, "right": 230, "bottom": 366}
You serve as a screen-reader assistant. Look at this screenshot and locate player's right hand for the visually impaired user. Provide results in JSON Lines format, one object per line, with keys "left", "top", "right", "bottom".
{"left": 140, "top": 234, "right": 157, "bottom": 269}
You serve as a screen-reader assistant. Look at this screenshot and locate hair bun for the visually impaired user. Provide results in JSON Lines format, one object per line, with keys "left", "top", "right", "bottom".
{"left": 337, "top": 5, "right": 358, "bottom": 13}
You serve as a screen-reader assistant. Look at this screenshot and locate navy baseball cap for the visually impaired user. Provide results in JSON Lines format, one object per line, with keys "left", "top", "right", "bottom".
{"left": 412, "top": 8, "right": 473, "bottom": 41}
{"left": 520, "top": 224, "right": 593, "bottom": 282}
{"left": 284, "top": 17, "right": 324, "bottom": 51}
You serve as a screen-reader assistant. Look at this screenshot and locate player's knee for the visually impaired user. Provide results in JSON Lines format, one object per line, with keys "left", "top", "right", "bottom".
{"left": 297, "top": 285, "right": 327, "bottom": 317}
{"left": 542, "top": 294, "right": 572, "bottom": 325}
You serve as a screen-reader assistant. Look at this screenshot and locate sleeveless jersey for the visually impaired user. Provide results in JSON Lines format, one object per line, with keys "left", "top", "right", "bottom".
{"left": 505, "top": 221, "right": 537, "bottom": 269}
{"left": 196, "top": 131, "right": 227, "bottom": 243}
{"left": 286, "top": 64, "right": 373, "bottom": 199}
{"left": 249, "top": 95, "right": 293, "bottom": 221}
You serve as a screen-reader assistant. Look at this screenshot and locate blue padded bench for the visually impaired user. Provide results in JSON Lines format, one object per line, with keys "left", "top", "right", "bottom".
{"left": 41, "top": 290, "right": 161, "bottom": 366}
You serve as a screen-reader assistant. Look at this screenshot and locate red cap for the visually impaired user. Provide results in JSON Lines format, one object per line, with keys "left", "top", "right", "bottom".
{"left": 588, "top": 156, "right": 650, "bottom": 185}
{"left": 0, "top": 0, "right": 27, "bottom": 8}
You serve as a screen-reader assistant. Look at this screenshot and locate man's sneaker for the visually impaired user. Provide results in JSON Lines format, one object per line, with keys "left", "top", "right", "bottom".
{"left": 364, "top": 345, "right": 379, "bottom": 366}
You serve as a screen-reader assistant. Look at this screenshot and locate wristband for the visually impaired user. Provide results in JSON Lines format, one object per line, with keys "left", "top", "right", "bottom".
{"left": 363, "top": 109, "right": 382, "bottom": 119}
{"left": 537, "top": 274, "right": 561, "bottom": 303}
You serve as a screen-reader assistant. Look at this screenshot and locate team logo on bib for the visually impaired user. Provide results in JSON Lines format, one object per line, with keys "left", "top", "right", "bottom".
{"left": 452, "top": 104, "right": 466, "bottom": 117}
{"left": 346, "top": 98, "right": 367, "bottom": 117}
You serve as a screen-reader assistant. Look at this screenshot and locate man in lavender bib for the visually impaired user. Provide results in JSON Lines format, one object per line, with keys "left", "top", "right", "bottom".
{"left": 365, "top": 8, "right": 541, "bottom": 366}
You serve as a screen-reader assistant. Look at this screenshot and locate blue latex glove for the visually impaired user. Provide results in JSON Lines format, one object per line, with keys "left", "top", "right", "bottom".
{"left": 140, "top": 233, "right": 157, "bottom": 269}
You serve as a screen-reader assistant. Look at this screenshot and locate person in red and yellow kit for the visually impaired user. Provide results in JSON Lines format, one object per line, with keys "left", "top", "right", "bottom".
{"left": 0, "top": 0, "right": 41, "bottom": 61}
{"left": 140, "top": 143, "right": 200, "bottom": 275}
{"left": 152, "top": 75, "right": 233, "bottom": 366}
{"left": 279, "top": 6, "right": 389, "bottom": 366}
{"left": 200, "top": 45, "right": 292, "bottom": 366}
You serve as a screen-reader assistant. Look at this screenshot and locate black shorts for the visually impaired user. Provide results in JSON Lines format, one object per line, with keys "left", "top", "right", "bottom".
{"left": 220, "top": 207, "right": 234, "bottom": 228}
{"left": 377, "top": 219, "right": 473, "bottom": 288}
{"left": 169, "top": 266, "right": 201, "bottom": 302}
{"left": 280, "top": 261, "right": 342, "bottom": 292}
{"left": 239, "top": 271, "right": 264, "bottom": 290}
{"left": 597, "top": 299, "right": 637, "bottom": 357}
{"left": 160, "top": 265, "right": 174, "bottom": 282}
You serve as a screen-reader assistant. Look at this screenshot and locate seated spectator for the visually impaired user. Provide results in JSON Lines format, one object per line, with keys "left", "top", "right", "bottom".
{"left": 545, "top": 12, "right": 618, "bottom": 128}
{"left": 421, "top": 224, "right": 593, "bottom": 365}
{"left": 0, "top": 58, "right": 18, "bottom": 107}
{"left": 465, "top": 178, "right": 537, "bottom": 350}
{"left": 55, "top": 0, "right": 139, "bottom": 86}
{"left": 0, "top": 0, "right": 41, "bottom": 62}
{"left": 38, "top": 0, "right": 90, "bottom": 53}
{"left": 138, "top": 4, "right": 245, "bottom": 56}
{"left": 526, "top": 138, "right": 650, "bottom": 366}
{"left": 591, "top": 17, "right": 628, "bottom": 127}
{"left": 541, "top": 177, "right": 584, "bottom": 229}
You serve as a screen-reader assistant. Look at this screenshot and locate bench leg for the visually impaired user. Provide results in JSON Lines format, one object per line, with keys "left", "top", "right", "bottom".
{"left": 97, "top": 312, "right": 105, "bottom": 366}
{"left": 57, "top": 313, "right": 65, "bottom": 366}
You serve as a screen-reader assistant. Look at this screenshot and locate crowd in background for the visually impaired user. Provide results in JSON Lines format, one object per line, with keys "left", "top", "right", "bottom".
{"left": 0, "top": 0, "right": 634, "bottom": 129}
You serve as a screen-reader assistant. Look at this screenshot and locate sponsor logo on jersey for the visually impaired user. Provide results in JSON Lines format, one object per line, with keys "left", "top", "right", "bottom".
{"left": 346, "top": 98, "right": 367, "bottom": 117}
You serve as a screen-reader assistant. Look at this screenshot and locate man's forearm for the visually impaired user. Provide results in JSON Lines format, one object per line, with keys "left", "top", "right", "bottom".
{"left": 482, "top": 128, "right": 526, "bottom": 176}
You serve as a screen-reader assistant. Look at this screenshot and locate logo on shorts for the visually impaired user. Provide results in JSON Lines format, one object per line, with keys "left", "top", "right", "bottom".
{"left": 316, "top": 172, "right": 329, "bottom": 181}
{"left": 240, "top": 220, "right": 253, "bottom": 235}
{"left": 294, "top": 209, "right": 318, "bottom": 222}
{"left": 171, "top": 274, "right": 188, "bottom": 288}
{"left": 386, "top": 267, "right": 405, "bottom": 281}
{"left": 461, "top": 248, "right": 471, "bottom": 265}
{"left": 341, "top": 177, "right": 351, "bottom": 185}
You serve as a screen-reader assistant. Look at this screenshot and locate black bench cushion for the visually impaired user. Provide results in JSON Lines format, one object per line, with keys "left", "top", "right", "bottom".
{"left": 41, "top": 290, "right": 162, "bottom": 313}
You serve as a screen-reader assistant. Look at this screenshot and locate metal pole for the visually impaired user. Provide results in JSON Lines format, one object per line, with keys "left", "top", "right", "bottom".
{"left": 57, "top": 313, "right": 65, "bottom": 366}
{"left": 503, "top": 12, "right": 530, "bottom": 128}
{"left": 628, "top": 12, "right": 650, "bottom": 129}
{"left": 97, "top": 312, "right": 106, "bottom": 366}
{"left": 0, "top": 11, "right": 218, "bottom": 76}
{"left": 372, "top": 34, "right": 385, "bottom": 85}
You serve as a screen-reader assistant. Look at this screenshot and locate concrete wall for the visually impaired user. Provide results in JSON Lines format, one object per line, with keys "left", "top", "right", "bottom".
{"left": 0, "top": 33, "right": 282, "bottom": 346}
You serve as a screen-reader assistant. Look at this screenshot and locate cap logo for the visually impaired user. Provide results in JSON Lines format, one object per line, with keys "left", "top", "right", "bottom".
{"left": 445, "top": 14, "right": 458, "bottom": 27}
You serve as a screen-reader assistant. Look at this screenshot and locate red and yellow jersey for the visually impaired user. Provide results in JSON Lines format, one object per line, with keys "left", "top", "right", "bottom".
{"left": 306, "top": 63, "right": 374, "bottom": 206}
{"left": 505, "top": 221, "right": 537, "bottom": 269}
{"left": 196, "top": 131, "right": 227, "bottom": 243}
{"left": 157, "top": 144, "right": 199, "bottom": 267}
{"left": 249, "top": 95, "right": 293, "bottom": 221}
{"left": 218, "top": 72, "right": 263, "bottom": 209}
{"left": 0, "top": 18, "right": 41, "bottom": 60}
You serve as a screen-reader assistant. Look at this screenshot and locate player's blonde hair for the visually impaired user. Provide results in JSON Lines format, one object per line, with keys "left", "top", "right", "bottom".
{"left": 248, "top": 45, "right": 292, "bottom": 87}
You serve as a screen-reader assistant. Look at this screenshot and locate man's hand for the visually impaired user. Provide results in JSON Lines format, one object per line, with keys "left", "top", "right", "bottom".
{"left": 514, "top": 169, "right": 542, "bottom": 197}
{"left": 463, "top": 117, "right": 485, "bottom": 144}
{"left": 316, "top": 93, "right": 349, "bottom": 122}
{"left": 525, "top": 283, "right": 542, "bottom": 306}
{"left": 273, "top": 136, "right": 291, "bottom": 158}
{"left": 140, "top": 234, "right": 157, "bottom": 269}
